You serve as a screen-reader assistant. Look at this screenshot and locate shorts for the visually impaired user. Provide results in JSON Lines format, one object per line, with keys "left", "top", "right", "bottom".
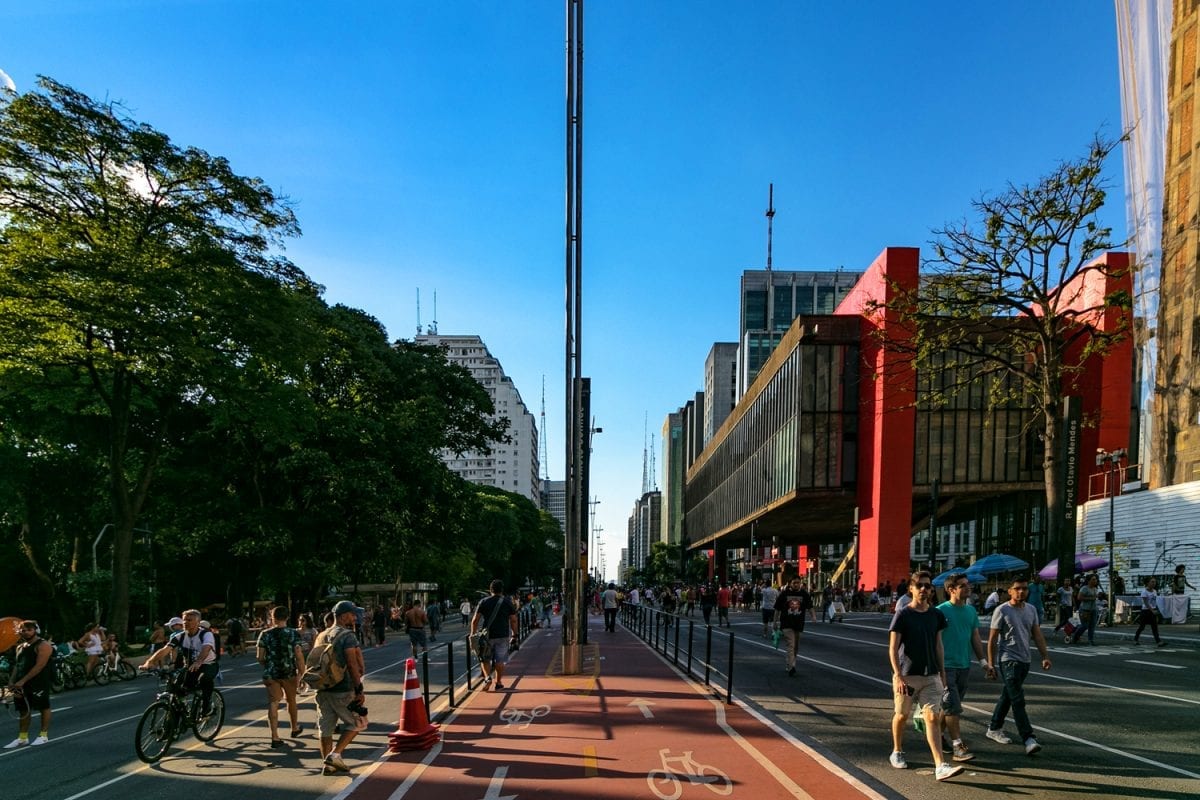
{"left": 762, "top": 610, "right": 775, "bottom": 625}
{"left": 488, "top": 637, "right": 512, "bottom": 666}
{"left": 15, "top": 685, "right": 50, "bottom": 713}
{"left": 893, "top": 673, "right": 945, "bottom": 716}
{"left": 408, "top": 629, "right": 428, "bottom": 648}
{"left": 316, "top": 690, "right": 366, "bottom": 738}
{"left": 942, "top": 667, "right": 970, "bottom": 715}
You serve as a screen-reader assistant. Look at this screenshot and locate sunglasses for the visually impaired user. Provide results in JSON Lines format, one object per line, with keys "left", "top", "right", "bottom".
{"left": 916, "top": 583, "right": 933, "bottom": 590}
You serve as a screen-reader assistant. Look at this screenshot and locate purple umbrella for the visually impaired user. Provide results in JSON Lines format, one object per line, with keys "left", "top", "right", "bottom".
{"left": 1037, "top": 553, "right": 1109, "bottom": 580}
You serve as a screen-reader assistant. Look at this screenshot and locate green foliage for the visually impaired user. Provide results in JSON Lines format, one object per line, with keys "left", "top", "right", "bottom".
{"left": 0, "top": 77, "right": 531, "bottom": 634}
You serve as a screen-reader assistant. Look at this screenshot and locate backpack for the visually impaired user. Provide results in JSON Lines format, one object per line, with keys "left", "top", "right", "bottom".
{"left": 303, "top": 628, "right": 348, "bottom": 690}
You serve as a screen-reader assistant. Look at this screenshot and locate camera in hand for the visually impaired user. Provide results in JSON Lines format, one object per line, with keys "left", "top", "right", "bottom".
{"left": 347, "top": 700, "right": 368, "bottom": 716}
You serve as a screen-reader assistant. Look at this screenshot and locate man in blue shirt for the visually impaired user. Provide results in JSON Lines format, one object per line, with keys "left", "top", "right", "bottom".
{"left": 936, "top": 573, "right": 994, "bottom": 762}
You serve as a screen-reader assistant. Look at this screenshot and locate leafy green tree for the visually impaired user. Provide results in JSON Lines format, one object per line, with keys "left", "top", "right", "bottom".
{"left": 0, "top": 78, "right": 311, "bottom": 637}
{"left": 870, "top": 137, "right": 1130, "bottom": 582}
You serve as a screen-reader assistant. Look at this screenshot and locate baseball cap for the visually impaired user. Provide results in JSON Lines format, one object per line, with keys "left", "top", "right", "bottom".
{"left": 332, "top": 600, "right": 357, "bottom": 616}
{"left": 199, "top": 620, "right": 211, "bottom": 630}
{"left": 167, "top": 616, "right": 184, "bottom": 627}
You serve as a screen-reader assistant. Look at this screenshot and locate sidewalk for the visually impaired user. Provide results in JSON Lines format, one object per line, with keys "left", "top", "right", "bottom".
{"left": 338, "top": 616, "right": 896, "bottom": 800}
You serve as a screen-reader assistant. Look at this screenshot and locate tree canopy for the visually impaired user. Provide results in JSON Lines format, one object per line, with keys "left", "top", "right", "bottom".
{"left": 0, "top": 77, "right": 548, "bottom": 638}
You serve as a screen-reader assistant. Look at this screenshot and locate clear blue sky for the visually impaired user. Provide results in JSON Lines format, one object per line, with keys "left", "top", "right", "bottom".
{"left": 2, "top": 2, "right": 1127, "bottom": 581}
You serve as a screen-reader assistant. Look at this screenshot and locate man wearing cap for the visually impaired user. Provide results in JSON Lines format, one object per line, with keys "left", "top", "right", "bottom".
{"left": 470, "top": 580, "right": 519, "bottom": 691}
{"left": 317, "top": 600, "right": 367, "bottom": 775}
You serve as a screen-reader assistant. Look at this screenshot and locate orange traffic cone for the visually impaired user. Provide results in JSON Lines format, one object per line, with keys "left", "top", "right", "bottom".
{"left": 387, "top": 657, "right": 440, "bottom": 752}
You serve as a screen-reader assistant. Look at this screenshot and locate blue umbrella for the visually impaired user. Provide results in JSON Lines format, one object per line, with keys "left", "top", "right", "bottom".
{"left": 971, "top": 553, "right": 1030, "bottom": 575}
{"left": 932, "top": 567, "right": 987, "bottom": 587}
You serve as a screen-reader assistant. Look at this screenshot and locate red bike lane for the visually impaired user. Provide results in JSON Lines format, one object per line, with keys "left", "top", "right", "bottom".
{"left": 339, "top": 620, "right": 890, "bottom": 800}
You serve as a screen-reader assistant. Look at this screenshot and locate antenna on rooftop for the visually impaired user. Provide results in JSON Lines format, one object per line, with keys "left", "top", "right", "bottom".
{"left": 540, "top": 376, "right": 550, "bottom": 481}
{"left": 641, "top": 412, "right": 649, "bottom": 495}
{"left": 765, "top": 182, "right": 776, "bottom": 272}
{"left": 649, "top": 423, "right": 658, "bottom": 491}
{"left": 429, "top": 290, "right": 439, "bottom": 335}
{"left": 416, "top": 288, "right": 423, "bottom": 336}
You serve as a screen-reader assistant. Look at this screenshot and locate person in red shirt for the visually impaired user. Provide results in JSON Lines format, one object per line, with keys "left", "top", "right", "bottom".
{"left": 717, "top": 584, "right": 732, "bottom": 627}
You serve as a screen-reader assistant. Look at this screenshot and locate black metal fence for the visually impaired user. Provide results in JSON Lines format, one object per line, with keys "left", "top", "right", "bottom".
{"left": 618, "top": 603, "right": 735, "bottom": 704}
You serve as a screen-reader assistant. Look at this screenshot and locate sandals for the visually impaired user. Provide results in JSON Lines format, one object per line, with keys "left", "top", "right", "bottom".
{"left": 270, "top": 739, "right": 284, "bottom": 748}
{"left": 291, "top": 726, "right": 304, "bottom": 738}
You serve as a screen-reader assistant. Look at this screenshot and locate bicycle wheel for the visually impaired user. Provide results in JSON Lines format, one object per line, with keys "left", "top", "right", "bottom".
{"left": 68, "top": 662, "right": 86, "bottom": 689}
{"left": 192, "top": 690, "right": 225, "bottom": 742}
{"left": 93, "top": 666, "right": 111, "bottom": 686}
{"left": 50, "top": 666, "right": 66, "bottom": 694}
{"left": 134, "top": 701, "right": 176, "bottom": 763}
{"left": 116, "top": 661, "right": 137, "bottom": 681}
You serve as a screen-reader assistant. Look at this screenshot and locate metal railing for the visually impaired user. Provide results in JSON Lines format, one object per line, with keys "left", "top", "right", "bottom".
{"left": 618, "top": 604, "right": 735, "bottom": 704}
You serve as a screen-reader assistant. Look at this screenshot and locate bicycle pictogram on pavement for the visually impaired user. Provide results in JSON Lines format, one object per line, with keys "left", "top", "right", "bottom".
{"left": 646, "top": 747, "right": 732, "bottom": 800}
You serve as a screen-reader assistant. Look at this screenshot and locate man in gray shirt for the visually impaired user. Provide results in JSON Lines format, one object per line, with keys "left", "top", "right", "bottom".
{"left": 986, "top": 577, "right": 1052, "bottom": 755}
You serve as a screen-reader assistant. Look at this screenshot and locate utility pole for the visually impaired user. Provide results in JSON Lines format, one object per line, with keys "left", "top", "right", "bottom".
{"left": 562, "top": 0, "right": 587, "bottom": 674}
{"left": 1096, "top": 448, "right": 1126, "bottom": 627}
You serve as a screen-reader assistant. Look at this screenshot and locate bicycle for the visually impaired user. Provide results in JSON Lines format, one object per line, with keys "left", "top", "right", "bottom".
{"left": 90, "top": 652, "right": 137, "bottom": 685}
{"left": 134, "top": 667, "right": 226, "bottom": 763}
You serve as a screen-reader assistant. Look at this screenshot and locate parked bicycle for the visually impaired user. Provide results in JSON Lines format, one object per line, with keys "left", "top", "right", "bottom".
{"left": 134, "top": 667, "right": 225, "bottom": 763}
{"left": 90, "top": 652, "right": 137, "bottom": 685}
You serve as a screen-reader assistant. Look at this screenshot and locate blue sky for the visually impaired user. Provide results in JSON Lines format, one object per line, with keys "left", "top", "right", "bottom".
{"left": 1, "top": 2, "right": 1127, "bottom": 580}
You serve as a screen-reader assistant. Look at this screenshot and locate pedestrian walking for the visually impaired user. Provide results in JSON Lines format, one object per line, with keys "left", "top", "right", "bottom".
{"left": 936, "top": 573, "right": 994, "bottom": 762}
{"left": 315, "top": 600, "right": 368, "bottom": 775}
{"left": 1069, "top": 574, "right": 1100, "bottom": 645}
{"left": 427, "top": 601, "right": 442, "bottom": 642}
{"left": 717, "top": 583, "right": 732, "bottom": 627}
{"left": 460, "top": 598, "right": 472, "bottom": 626}
{"left": 985, "top": 577, "right": 1052, "bottom": 755}
{"left": 1052, "top": 578, "right": 1074, "bottom": 630}
{"left": 1134, "top": 578, "right": 1166, "bottom": 646}
{"left": 887, "top": 571, "right": 963, "bottom": 782}
{"left": 773, "top": 578, "right": 815, "bottom": 677}
{"left": 256, "top": 605, "right": 304, "bottom": 747}
{"left": 602, "top": 583, "right": 619, "bottom": 632}
{"left": 760, "top": 581, "right": 780, "bottom": 637}
{"left": 404, "top": 600, "right": 429, "bottom": 659}
{"left": 471, "top": 579, "right": 519, "bottom": 691}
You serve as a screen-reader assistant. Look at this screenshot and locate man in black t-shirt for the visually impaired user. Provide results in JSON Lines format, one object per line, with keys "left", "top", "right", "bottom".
{"left": 773, "top": 578, "right": 815, "bottom": 677}
{"left": 887, "top": 570, "right": 961, "bottom": 782}
{"left": 471, "top": 579, "right": 518, "bottom": 691}
{"left": 4, "top": 620, "right": 53, "bottom": 748}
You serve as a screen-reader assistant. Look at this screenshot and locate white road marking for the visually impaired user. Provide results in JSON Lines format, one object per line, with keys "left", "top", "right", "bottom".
{"left": 97, "top": 691, "right": 137, "bottom": 702}
{"left": 735, "top": 634, "right": 1200, "bottom": 779}
{"left": 629, "top": 698, "right": 656, "bottom": 718}
{"left": 1125, "top": 659, "right": 1185, "bottom": 669}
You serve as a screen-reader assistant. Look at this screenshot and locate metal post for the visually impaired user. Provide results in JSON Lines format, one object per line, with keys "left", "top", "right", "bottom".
{"left": 704, "top": 624, "right": 712, "bottom": 686}
{"left": 686, "top": 619, "right": 694, "bottom": 677}
{"left": 726, "top": 632, "right": 735, "bottom": 704}
{"left": 447, "top": 639, "right": 456, "bottom": 708}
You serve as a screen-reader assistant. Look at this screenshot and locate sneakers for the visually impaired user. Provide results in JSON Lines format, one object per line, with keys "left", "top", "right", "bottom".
{"left": 940, "top": 736, "right": 952, "bottom": 754}
{"left": 889, "top": 751, "right": 907, "bottom": 769}
{"left": 935, "top": 762, "right": 964, "bottom": 782}
{"left": 323, "top": 752, "right": 349, "bottom": 775}
{"left": 30, "top": 736, "right": 48, "bottom": 746}
{"left": 1024, "top": 737, "right": 1042, "bottom": 755}
{"left": 3, "top": 738, "right": 26, "bottom": 749}
{"left": 952, "top": 743, "right": 975, "bottom": 762}
{"left": 1158, "top": 640, "right": 1167, "bottom": 647}
{"left": 493, "top": 681, "right": 505, "bottom": 690}
{"left": 985, "top": 728, "right": 1013, "bottom": 745}
{"left": 787, "top": 666, "right": 797, "bottom": 677}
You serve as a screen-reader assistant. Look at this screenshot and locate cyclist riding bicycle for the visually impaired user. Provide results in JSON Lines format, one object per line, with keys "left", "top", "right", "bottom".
{"left": 140, "top": 609, "right": 218, "bottom": 714}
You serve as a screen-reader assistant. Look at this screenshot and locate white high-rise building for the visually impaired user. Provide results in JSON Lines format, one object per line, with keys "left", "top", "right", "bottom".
{"left": 415, "top": 334, "right": 541, "bottom": 505}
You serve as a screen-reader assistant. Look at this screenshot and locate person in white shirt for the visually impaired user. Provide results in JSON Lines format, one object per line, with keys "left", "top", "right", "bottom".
{"left": 601, "top": 583, "right": 620, "bottom": 632}
{"left": 760, "top": 582, "right": 780, "bottom": 636}
{"left": 1134, "top": 578, "right": 1166, "bottom": 646}
{"left": 140, "top": 609, "right": 219, "bottom": 714}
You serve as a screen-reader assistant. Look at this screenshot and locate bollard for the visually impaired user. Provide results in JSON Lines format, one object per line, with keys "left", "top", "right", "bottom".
{"left": 726, "top": 631, "right": 735, "bottom": 704}
{"left": 686, "top": 620, "right": 694, "bottom": 678}
{"left": 421, "top": 649, "right": 431, "bottom": 711}
{"left": 447, "top": 639, "right": 456, "bottom": 708}
{"left": 672, "top": 614, "right": 680, "bottom": 666}
{"left": 704, "top": 624, "right": 712, "bottom": 686}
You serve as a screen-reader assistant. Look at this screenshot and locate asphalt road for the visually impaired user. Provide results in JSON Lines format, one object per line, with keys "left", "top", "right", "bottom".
{"left": 689, "top": 607, "right": 1200, "bottom": 800}
{"left": 5, "top": 610, "right": 1197, "bottom": 800}
{"left": 2, "top": 622, "right": 474, "bottom": 800}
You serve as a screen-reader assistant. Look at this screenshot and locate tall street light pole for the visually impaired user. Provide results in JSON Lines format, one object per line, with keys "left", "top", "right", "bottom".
{"left": 562, "top": 0, "right": 586, "bottom": 674}
{"left": 1096, "top": 448, "right": 1126, "bottom": 627}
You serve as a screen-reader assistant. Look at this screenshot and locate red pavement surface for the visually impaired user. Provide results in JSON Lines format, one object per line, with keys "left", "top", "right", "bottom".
{"left": 338, "top": 618, "right": 890, "bottom": 800}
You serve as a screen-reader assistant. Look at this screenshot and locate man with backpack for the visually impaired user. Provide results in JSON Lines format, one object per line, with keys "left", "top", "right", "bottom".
{"left": 306, "top": 600, "right": 366, "bottom": 775}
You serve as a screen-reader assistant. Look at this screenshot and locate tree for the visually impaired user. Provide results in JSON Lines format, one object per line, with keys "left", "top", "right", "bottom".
{"left": 871, "top": 137, "right": 1131, "bottom": 584}
{"left": 0, "top": 77, "right": 309, "bottom": 638}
